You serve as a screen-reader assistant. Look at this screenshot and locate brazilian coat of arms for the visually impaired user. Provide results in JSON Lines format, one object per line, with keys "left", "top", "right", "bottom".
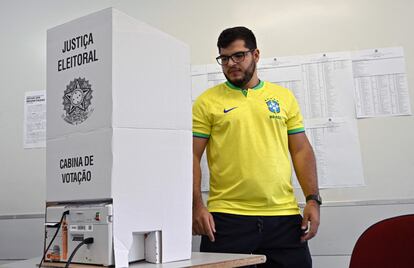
{"left": 62, "top": 77, "right": 93, "bottom": 125}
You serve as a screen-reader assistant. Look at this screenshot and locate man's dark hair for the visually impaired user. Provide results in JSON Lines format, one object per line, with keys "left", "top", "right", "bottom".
{"left": 217, "top": 26, "right": 257, "bottom": 51}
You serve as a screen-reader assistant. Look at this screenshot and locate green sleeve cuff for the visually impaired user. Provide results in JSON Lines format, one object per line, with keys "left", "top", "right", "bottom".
{"left": 193, "top": 132, "right": 210, "bottom": 139}
{"left": 288, "top": 127, "right": 305, "bottom": 135}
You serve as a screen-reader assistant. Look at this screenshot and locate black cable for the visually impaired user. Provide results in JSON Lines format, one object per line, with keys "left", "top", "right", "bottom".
{"left": 39, "top": 210, "right": 70, "bottom": 268}
{"left": 64, "top": 237, "right": 94, "bottom": 268}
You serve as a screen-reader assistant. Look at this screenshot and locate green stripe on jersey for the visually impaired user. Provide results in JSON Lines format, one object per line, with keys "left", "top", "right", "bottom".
{"left": 193, "top": 132, "right": 210, "bottom": 138}
{"left": 288, "top": 127, "right": 305, "bottom": 135}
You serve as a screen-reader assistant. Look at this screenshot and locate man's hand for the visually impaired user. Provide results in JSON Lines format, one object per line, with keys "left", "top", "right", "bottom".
{"left": 192, "top": 204, "right": 216, "bottom": 242}
{"left": 301, "top": 201, "right": 320, "bottom": 242}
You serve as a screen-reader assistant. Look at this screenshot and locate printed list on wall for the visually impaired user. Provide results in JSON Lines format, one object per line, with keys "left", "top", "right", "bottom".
{"left": 352, "top": 47, "right": 411, "bottom": 118}
{"left": 24, "top": 91, "right": 46, "bottom": 149}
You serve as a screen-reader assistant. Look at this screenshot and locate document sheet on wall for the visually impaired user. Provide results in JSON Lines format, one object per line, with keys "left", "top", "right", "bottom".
{"left": 24, "top": 90, "right": 46, "bottom": 149}
{"left": 352, "top": 47, "right": 411, "bottom": 118}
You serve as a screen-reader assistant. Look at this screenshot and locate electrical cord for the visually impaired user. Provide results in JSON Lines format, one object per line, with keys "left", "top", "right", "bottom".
{"left": 64, "top": 237, "right": 94, "bottom": 268}
{"left": 39, "top": 210, "right": 70, "bottom": 268}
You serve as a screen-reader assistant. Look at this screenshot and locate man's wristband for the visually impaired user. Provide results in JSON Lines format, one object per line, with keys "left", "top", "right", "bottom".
{"left": 306, "top": 194, "right": 322, "bottom": 205}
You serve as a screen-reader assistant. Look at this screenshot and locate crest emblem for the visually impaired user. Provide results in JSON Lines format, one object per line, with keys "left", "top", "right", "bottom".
{"left": 266, "top": 98, "right": 280, "bottom": 113}
{"left": 62, "top": 77, "right": 93, "bottom": 125}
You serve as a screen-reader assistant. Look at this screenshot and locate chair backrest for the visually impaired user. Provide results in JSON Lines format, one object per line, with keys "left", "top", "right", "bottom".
{"left": 349, "top": 214, "right": 414, "bottom": 268}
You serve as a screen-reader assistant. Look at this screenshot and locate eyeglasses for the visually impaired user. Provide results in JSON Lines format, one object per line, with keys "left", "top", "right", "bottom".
{"left": 216, "top": 49, "right": 255, "bottom": 65}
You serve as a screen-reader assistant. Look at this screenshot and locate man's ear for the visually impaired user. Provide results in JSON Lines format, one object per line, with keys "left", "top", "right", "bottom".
{"left": 254, "top": 49, "right": 260, "bottom": 63}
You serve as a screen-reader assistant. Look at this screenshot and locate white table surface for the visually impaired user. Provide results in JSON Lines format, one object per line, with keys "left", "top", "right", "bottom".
{"left": 0, "top": 252, "right": 266, "bottom": 268}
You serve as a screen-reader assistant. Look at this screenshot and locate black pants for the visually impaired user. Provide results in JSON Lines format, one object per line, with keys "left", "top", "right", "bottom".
{"left": 200, "top": 213, "right": 312, "bottom": 268}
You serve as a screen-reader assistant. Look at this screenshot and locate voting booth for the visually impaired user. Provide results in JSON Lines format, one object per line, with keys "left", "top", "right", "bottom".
{"left": 45, "top": 8, "right": 192, "bottom": 267}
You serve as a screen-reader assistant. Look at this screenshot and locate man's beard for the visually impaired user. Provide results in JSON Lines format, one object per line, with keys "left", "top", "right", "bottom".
{"left": 224, "top": 60, "right": 256, "bottom": 88}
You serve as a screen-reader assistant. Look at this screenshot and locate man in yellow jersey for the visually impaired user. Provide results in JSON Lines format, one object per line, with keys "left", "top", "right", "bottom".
{"left": 192, "top": 26, "right": 321, "bottom": 267}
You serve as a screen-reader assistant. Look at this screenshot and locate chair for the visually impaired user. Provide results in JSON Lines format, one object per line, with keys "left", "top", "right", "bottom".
{"left": 349, "top": 214, "right": 414, "bottom": 268}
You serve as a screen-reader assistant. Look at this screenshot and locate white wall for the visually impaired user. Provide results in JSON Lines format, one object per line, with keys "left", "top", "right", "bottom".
{"left": 1, "top": 0, "right": 414, "bottom": 266}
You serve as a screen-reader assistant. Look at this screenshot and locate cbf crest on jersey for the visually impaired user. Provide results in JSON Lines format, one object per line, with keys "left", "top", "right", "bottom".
{"left": 62, "top": 77, "right": 93, "bottom": 125}
{"left": 265, "top": 98, "right": 280, "bottom": 113}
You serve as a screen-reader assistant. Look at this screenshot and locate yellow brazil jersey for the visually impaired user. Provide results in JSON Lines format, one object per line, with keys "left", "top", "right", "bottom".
{"left": 192, "top": 80, "right": 305, "bottom": 216}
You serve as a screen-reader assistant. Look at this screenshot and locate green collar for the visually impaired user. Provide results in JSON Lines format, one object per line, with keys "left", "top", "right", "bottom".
{"left": 225, "top": 80, "right": 264, "bottom": 91}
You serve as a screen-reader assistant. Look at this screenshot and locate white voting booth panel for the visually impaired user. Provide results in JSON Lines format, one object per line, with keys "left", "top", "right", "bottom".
{"left": 46, "top": 8, "right": 191, "bottom": 267}
{"left": 47, "top": 8, "right": 191, "bottom": 140}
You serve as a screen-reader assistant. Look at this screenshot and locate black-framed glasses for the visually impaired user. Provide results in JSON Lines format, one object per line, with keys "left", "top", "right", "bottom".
{"left": 216, "top": 49, "right": 254, "bottom": 65}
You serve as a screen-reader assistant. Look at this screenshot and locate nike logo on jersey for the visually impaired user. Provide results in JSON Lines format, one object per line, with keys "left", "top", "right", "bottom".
{"left": 223, "top": 107, "right": 238, "bottom": 113}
